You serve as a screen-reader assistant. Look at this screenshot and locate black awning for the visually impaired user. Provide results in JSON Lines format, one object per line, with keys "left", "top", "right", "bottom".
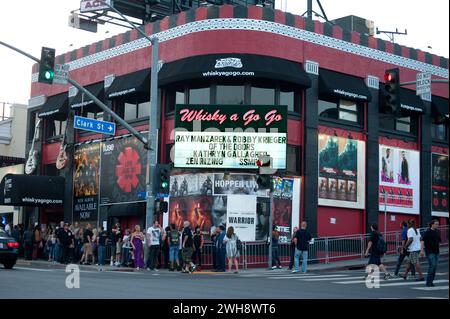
{"left": 431, "top": 95, "right": 449, "bottom": 117}
{"left": 105, "top": 69, "right": 151, "bottom": 103}
{"left": 159, "top": 54, "right": 311, "bottom": 87}
{"left": 69, "top": 82, "right": 104, "bottom": 112}
{"left": 399, "top": 88, "right": 425, "bottom": 114}
{"left": 106, "top": 202, "right": 145, "bottom": 217}
{"left": 38, "top": 93, "right": 68, "bottom": 120}
{"left": 319, "top": 69, "right": 372, "bottom": 102}
{"left": 0, "top": 174, "right": 64, "bottom": 207}
{"left": 379, "top": 88, "right": 425, "bottom": 115}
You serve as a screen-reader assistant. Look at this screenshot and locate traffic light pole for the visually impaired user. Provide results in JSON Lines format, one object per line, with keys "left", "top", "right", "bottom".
{"left": 103, "top": 2, "right": 160, "bottom": 229}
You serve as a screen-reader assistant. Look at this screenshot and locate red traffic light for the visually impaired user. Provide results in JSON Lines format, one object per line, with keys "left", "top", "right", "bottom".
{"left": 384, "top": 72, "right": 394, "bottom": 82}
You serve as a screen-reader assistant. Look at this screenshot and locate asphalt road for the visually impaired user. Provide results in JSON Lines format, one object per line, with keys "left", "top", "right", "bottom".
{"left": 0, "top": 258, "right": 448, "bottom": 300}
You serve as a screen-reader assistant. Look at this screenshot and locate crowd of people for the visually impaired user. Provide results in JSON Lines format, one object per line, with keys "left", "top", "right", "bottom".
{"left": 1, "top": 219, "right": 243, "bottom": 274}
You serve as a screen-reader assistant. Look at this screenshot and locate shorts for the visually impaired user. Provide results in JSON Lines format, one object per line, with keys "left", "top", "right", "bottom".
{"left": 368, "top": 253, "right": 381, "bottom": 266}
{"left": 116, "top": 242, "right": 122, "bottom": 254}
{"left": 83, "top": 243, "right": 93, "bottom": 256}
{"left": 407, "top": 251, "right": 420, "bottom": 264}
{"left": 182, "top": 247, "right": 193, "bottom": 264}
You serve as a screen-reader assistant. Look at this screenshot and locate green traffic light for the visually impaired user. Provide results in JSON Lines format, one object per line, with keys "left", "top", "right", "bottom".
{"left": 161, "top": 181, "right": 169, "bottom": 189}
{"left": 45, "top": 71, "right": 54, "bottom": 80}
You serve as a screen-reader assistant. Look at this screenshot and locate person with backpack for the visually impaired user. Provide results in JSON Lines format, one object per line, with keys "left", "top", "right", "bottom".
{"left": 167, "top": 223, "right": 180, "bottom": 271}
{"left": 364, "top": 223, "right": 391, "bottom": 280}
{"left": 394, "top": 221, "right": 415, "bottom": 277}
{"left": 402, "top": 219, "right": 425, "bottom": 281}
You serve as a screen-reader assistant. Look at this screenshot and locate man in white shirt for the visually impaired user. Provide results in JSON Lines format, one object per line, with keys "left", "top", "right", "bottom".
{"left": 4, "top": 221, "right": 11, "bottom": 236}
{"left": 146, "top": 220, "right": 163, "bottom": 271}
{"left": 402, "top": 219, "right": 425, "bottom": 281}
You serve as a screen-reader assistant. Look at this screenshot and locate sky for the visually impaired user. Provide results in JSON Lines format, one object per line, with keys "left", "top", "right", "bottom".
{"left": 0, "top": 0, "right": 448, "bottom": 109}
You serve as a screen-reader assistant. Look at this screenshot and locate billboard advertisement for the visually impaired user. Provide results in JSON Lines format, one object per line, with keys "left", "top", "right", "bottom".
{"left": 73, "top": 143, "right": 100, "bottom": 223}
{"left": 174, "top": 104, "right": 287, "bottom": 169}
{"left": 318, "top": 134, "right": 365, "bottom": 209}
{"left": 227, "top": 195, "right": 257, "bottom": 242}
{"left": 379, "top": 146, "right": 420, "bottom": 214}
{"left": 100, "top": 136, "right": 147, "bottom": 205}
{"left": 432, "top": 153, "right": 449, "bottom": 217}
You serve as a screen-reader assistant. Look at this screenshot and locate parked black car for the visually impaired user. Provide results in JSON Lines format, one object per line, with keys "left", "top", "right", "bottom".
{"left": 0, "top": 229, "right": 19, "bottom": 269}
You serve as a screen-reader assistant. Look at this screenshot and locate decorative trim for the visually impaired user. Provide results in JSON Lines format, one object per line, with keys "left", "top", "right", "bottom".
{"left": 305, "top": 60, "right": 319, "bottom": 75}
{"left": 366, "top": 76, "right": 379, "bottom": 90}
{"left": 31, "top": 18, "right": 449, "bottom": 83}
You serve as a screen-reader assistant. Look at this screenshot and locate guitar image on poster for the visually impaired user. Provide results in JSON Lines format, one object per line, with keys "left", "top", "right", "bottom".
{"left": 25, "top": 119, "right": 42, "bottom": 175}
{"left": 56, "top": 114, "right": 71, "bottom": 170}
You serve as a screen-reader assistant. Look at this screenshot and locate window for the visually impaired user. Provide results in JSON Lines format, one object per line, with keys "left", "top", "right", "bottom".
{"left": 280, "top": 86, "right": 299, "bottom": 113}
{"left": 116, "top": 100, "right": 150, "bottom": 121}
{"left": 46, "top": 119, "right": 66, "bottom": 139}
{"left": 216, "top": 85, "right": 244, "bottom": 105}
{"left": 166, "top": 89, "right": 185, "bottom": 113}
{"left": 318, "top": 98, "right": 362, "bottom": 124}
{"left": 189, "top": 87, "right": 210, "bottom": 104}
{"left": 286, "top": 145, "right": 301, "bottom": 175}
{"left": 251, "top": 86, "right": 275, "bottom": 105}
{"left": 395, "top": 117, "right": 411, "bottom": 133}
{"left": 431, "top": 122, "right": 448, "bottom": 140}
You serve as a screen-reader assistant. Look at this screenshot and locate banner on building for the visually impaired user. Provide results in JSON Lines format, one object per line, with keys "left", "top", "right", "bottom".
{"left": 100, "top": 136, "right": 147, "bottom": 205}
{"left": 272, "top": 177, "right": 295, "bottom": 243}
{"left": 432, "top": 153, "right": 449, "bottom": 217}
{"left": 73, "top": 143, "right": 100, "bottom": 222}
{"left": 213, "top": 173, "right": 268, "bottom": 196}
{"left": 169, "top": 173, "right": 213, "bottom": 197}
{"left": 318, "top": 134, "right": 365, "bottom": 209}
{"left": 227, "top": 195, "right": 257, "bottom": 242}
{"left": 379, "top": 146, "right": 420, "bottom": 214}
{"left": 174, "top": 104, "right": 287, "bottom": 169}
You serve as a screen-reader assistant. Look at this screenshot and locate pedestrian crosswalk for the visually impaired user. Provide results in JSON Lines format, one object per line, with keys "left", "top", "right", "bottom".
{"left": 238, "top": 270, "right": 449, "bottom": 296}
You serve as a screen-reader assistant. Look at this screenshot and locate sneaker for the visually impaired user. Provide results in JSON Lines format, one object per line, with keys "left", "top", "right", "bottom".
{"left": 291, "top": 270, "right": 299, "bottom": 274}
{"left": 415, "top": 277, "right": 425, "bottom": 282}
{"left": 146, "top": 267, "right": 151, "bottom": 271}
{"left": 426, "top": 283, "right": 435, "bottom": 287}
{"left": 277, "top": 266, "right": 282, "bottom": 269}
{"left": 271, "top": 266, "right": 277, "bottom": 269}
{"left": 233, "top": 271, "right": 239, "bottom": 274}
{"left": 191, "top": 264, "right": 196, "bottom": 272}
{"left": 154, "top": 268, "right": 159, "bottom": 272}
{"left": 383, "top": 273, "right": 391, "bottom": 280}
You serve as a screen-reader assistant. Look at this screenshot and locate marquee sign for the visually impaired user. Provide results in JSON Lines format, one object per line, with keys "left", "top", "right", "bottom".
{"left": 174, "top": 105, "right": 287, "bottom": 169}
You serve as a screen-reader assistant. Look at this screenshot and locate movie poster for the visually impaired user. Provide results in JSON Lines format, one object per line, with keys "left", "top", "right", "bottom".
{"left": 379, "top": 146, "right": 420, "bottom": 214}
{"left": 100, "top": 136, "right": 147, "bottom": 205}
{"left": 168, "top": 195, "right": 213, "bottom": 239}
{"left": 256, "top": 198, "right": 271, "bottom": 241}
{"left": 169, "top": 173, "right": 213, "bottom": 197}
{"left": 213, "top": 173, "right": 268, "bottom": 196}
{"left": 227, "top": 195, "right": 257, "bottom": 241}
{"left": 432, "top": 153, "right": 449, "bottom": 217}
{"left": 318, "top": 134, "right": 365, "bottom": 209}
{"left": 73, "top": 143, "right": 100, "bottom": 223}
{"left": 272, "top": 177, "right": 294, "bottom": 243}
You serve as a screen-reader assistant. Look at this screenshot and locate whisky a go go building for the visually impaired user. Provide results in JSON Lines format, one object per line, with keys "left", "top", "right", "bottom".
{"left": 19, "top": 4, "right": 448, "bottom": 243}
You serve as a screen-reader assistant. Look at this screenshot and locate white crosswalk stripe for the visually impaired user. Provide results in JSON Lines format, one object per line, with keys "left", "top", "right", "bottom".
{"left": 412, "top": 286, "right": 449, "bottom": 291}
{"left": 267, "top": 274, "right": 349, "bottom": 280}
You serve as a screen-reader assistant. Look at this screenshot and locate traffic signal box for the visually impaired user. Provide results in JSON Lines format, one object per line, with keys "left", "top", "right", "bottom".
{"left": 38, "top": 47, "right": 56, "bottom": 84}
{"left": 383, "top": 68, "right": 401, "bottom": 116}
{"left": 154, "top": 163, "right": 171, "bottom": 195}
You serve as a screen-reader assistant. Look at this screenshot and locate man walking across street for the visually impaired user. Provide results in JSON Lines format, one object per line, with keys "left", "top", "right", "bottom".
{"left": 402, "top": 219, "right": 425, "bottom": 281}
{"left": 147, "top": 220, "right": 163, "bottom": 271}
{"left": 394, "top": 221, "right": 415, "bottom": 277}
{"left": 365, "top": 223, "right": 391, "bottom": 280}
{"left": 421, "top": 219, "right": 441, "bottom": 287}
{"left": 292, "top": 221, "right": 312, "bottom": 274}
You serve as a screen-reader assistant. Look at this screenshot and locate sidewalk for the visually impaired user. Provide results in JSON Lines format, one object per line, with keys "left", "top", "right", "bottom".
{"left": 15, "top": 246, "right": 448, "bottom": 274}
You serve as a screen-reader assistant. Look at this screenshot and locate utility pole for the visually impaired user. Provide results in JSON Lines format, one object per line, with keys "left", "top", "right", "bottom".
{"left": 102, "top": 2, "right": 160, "bottom": 230}
{"left": 376, "top": 27, "right": 407, "bottom": 43}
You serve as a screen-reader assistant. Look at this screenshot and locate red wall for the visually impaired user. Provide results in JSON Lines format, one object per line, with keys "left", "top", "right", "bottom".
{"left": 377, "top": 213, "right": 420, "bottom": 233}
{"left": 317, "top": 206, "right": 364, "bottom": 237}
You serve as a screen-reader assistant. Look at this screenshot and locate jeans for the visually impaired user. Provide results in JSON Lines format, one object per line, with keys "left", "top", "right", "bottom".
{"left": 147, "top": 245, "right": 160, "bottom": 269}
{"left": 394, "top": 252, "right": 415, "bottom": 276}
{"left": 426, "top": 253, "right": 439, "bottom": 285}
{"left": 98, "top": 245, "right": 106, "bottom": 265}
{"left": 294, "top": 248, "right": 308, "bottom": 273}
{"left": 122, "top": 247, "right": 131, "bottom": 266}
{"left": 271, "top": 247, "right": 281, "bottom": 267}
{"left": 54, "top": 243, "right": 61, "bottom": 263}
{"left": 169, "top": 246, "right": 179, "bottom": 263}
{"left": 193, "top": 246, "right": 202, "bottom": 266}
{"left": 47, "top": 245, "right": 55, "bottom": 260}
{"left": 289, "top": 245, "right": 295, "bottom": 269}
